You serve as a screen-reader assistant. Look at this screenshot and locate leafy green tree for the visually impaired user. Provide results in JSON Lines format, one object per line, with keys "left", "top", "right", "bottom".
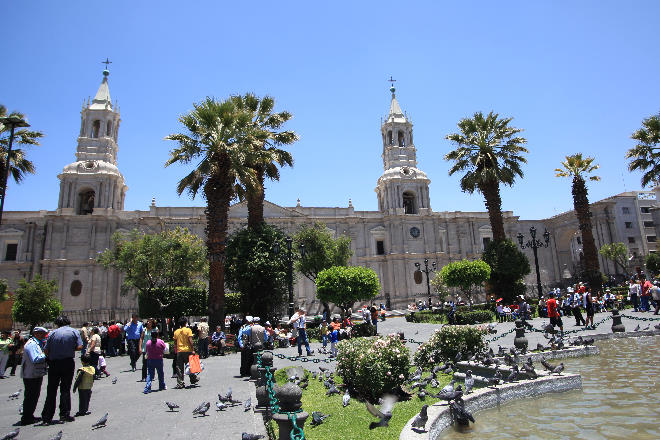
{"left": 482, "top": 239, "right": 530, "bottom": 303}
{"left": 224, "top": 223, "right": 288, "bottom": 320}
{"left": 293, "top": 222, "right": 352, "bottom": 317}
{"left": 440, "top": 259, "right": 491, "bottom": 308}
{"left": 555, "top": 154, "right": 602, "bottom": 290}
{"left": 97, "top": 227, "right": 207, "bottom": 325}
{"left": 626, "top": 113, "right": 660, "bottom": 188}
{"left": 0, "top": 105, "right": 44, "bottom": 205}
{"left": 165, "top": 97, "right": 260, "bottom": 330}
{"left": 645, "top": 252, "right": 660, "bottom": 277}
{"left": 445, "top": 111, "right": 528, "bottom": 241}
{"left": 599, "top": 242, "right": 630, "bottom": 276}
{"left": 316, "top": 266, "right": 380, "bottom": 318}
{"left": 138, "top": 287, "right": 207, "bottom": 319}
{"left": 229, "top": 94, "right": 298, "bottom": 229}
{"left": 429, "top": 275, "right": 451, "bottom": 303}
{"left": 12, "top": 275, "right": 62, "bottom": 330}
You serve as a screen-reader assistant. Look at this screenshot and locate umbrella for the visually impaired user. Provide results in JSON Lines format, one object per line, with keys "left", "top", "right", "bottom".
{"left": 496, "top": 298, "right": 503, "bottom": 302}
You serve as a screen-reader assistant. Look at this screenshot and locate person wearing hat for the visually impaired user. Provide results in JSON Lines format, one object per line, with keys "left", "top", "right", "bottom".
{"left": 20, "top": 327, "right": 48, "bottom": 425}
{"left": 248, "top": 317, "right": 266, "bottom": 352}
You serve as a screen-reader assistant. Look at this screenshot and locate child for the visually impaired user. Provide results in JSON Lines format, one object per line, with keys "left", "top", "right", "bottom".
{"left": 97, "top": 355, "right": 110, "bottom": 377}
{"left": 320, "top": 320, "right": 328, "bottom": 352}
{"left": 329, "top": 328, "right": 339, "bottom": 358}
{"left": 73, "top": 354, "right": 95, "bottom": 416}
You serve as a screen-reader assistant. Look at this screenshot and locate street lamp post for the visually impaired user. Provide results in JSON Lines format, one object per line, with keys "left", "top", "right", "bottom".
{"left": 414, "top": 258, "right": 437, "bottom": 308}
{"left": 273, "top": 236, "right": 305, "bottom": 319}
{"left": 0, "top": 115, "right": 30, "bottom": 226}
{"left": 517, "top": 226, "right": 551, "bottom": 298}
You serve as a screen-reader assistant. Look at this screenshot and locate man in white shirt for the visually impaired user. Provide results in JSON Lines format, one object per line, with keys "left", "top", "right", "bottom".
{"left": 288, "top": 308, "right": 313, "bottom": 357}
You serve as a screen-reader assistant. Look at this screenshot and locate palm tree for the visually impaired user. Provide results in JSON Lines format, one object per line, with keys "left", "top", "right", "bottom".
{"left": 445, "top": 111, "right": 528, "bottom": 241}
{"left": 165, "top": 97, "right": 259, "bottom": 330}
{"left": 626, "top": 113, "right": 660, "bottom": 188}
{"left": 230, "top": 94, "right": 298, "bottom": 229}
{"left": 555, "top": 154, "right": 602, "bottom": 290}
{"left": 0, "top": 104, "right": 43, "bottom": 189}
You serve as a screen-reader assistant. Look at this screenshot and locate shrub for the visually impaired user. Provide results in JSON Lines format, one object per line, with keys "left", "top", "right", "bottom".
{"left": 413, "top": 326, "right": 486, "bottom": 369}
{"left": 306, "top": 327, "right": 321, "bottom": 342}
{"left": 336, "top": 334, "right": 410, "bottom": 400}
{"left": 352, "top": 322, "right": 376, "bottom": 337}
{"left": 405, "top": 311, "right": 446, "bottom": 324}
{"left": 455, "top": 310, "right": 494, "bottom": 325}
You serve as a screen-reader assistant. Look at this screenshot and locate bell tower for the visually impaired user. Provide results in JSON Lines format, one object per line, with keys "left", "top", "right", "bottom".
{"left": 375, "top": 85, "right": 431, "bottom": 215}
{"left": 58, "top": 67, "right": 127, "bottom": 215}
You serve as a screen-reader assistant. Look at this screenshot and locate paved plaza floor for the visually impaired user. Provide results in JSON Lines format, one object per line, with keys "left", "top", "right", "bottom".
{"left": 0, "top": 309, "right": 657, "bottom": 440}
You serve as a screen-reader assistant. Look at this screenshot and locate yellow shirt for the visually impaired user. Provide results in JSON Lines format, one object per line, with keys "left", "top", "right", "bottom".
{"left": 174, "top": 327, "right": 193, "bottom": 353}
{"left": 77, "top": 365, "right": 95, "bottom": 390}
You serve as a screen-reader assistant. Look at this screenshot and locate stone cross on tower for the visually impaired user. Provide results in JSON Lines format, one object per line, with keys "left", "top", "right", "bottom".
{"left": 102, "top": 58, "right": 112, "bottom": 69}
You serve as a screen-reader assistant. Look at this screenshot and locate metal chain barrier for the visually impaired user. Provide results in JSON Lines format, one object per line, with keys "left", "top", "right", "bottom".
{"left": 620, "top": 314, "right": 660, "bottom": 322}
{"left": 263, "top": 350, "right": 336, "bottom": 363}
{"left": 486, "top": 327, "right": 516, "bottom": 342}
{"left": 257, "top": 351, "right": 305, "bottom": 440}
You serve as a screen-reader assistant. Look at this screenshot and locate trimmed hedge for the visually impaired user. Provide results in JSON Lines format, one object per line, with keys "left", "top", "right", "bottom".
{"left": 405, "top": 311, "right": 446, "bottom": 324}
{"left": 455, "top": 310, "right": 495, "bottom": 325}
{"left": 414, "top": 326, "right": 486, "bottom": 368}
{"left": 352, "top": 322, "right": 377, "bottom": 337}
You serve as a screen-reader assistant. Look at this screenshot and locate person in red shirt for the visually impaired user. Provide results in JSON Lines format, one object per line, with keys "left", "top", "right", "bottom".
{"left": 107, "top": 321, "right": 120, "bottom": 357}
{"left": 546, "top": 292, "right": 564, "bottom": 337}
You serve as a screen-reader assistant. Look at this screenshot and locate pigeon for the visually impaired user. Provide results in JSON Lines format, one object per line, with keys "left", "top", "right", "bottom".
{"left": 408, "top": 369, "right": 422, "bottom": 383}
{"left": 326, "top": 384, "right": 340, "bottom": 396}
{"left": 464, "top": 370, "right": 474, "bottom": 394}
{"left": 48, "top": 431, "right": 63, "bottom": 440}
{"left": 92, "top": 413, "right": 108, "bottom": 428}
{"left": 505, "top": 365, "right": 519, "bottom": 382}
{"left": 441, "top": 380, "right": 456, "bottom": 394}
{"left": 192, "top": 402, "right": 210, "bottom": 417}
{"left": 503, "top": 353, "right": 514, "bottom": 366}
{"left": 365, "top": 395, "right": 397, "bottom": 429}
{"left": 218, "top": 387, "right": 232, "bottom": 402}
{"left": 488, "top": 347, "right": 494, "bottom": 357}
{"left": 244, "top": 397, "right": 252, "bottom": 412}
{"left": 8, "top": 390, "right": 21, "bottom": 400}
{"left": 488, "top": 370, "right": 502, "bottom": 387}
{"left": 552, "top": 363, "right": 565, "bottom": 375}
{"left": 642, "top": 325, "right": 650, "bottom": 331}
{"left": 634, "top": 324, "right": 640, "bottom": 332}
{"left": 536, "top": 343, "right": 545, "bottom": 352}
{"left": 216, "top": 401, "right": 227, "bottom": 411}
{"left": 1, "top": 428, "right": 19, "bottom": 440}
{"left": 431, "top": 365, "right": 442, "bottom": 375}
{"left": 111, "top": 377, "right": 118, "bottom": 384}
{"left": 541, "top": 357, "right": 557, "bottom": 372}
{"left": 342, "top": 390, "right": 350, "bottom": 407}
{"left": 583, "top": 338, "right": 594, "bottom": 346}
{"left": 311, "top": 372, "right": 317, "bottom": 379}
{"left": 418, "top": 390, "right": 427, "bottom": 400}
{"left": 411, "top": 404, "right": 428, "bottom": 430}
{"left": 454, "top": 351, "right": 462, "bottom": 363}
{"left": 450, "top": 400, "right": 475, "bottom": 426}
{"left": 430, "top": 378, "right": 439, "bottom": 388}
{"left": 523, "top": 359, "right": 538, "bottom": 379}
{"left": 482, "top": 355, "right": 493, "bottom": 366}
{"left": 242, "top": 434, "right": 265, "bottom": 440}
{"left": 311, "top": 411, "right": 330, "bottom": 426}
{"left": 319, "top": 367, "right": 328, "bottom": 373}
{"left": 433, "top": 385, "right": 463, "bottom": 402}
{"left": 443, "top": 364, "right": 453, "bottom": 375}
{"left": 18, "top": 405, "right": 22, "bottom": 415}
{"left": 165, "top": 401, "right": 180, "bottom": 411}
{"left": 497, "top": 345, "right": 505, "bottom": 356}
{"left": 299, "top": 380, "right": 308, "bottom": 390}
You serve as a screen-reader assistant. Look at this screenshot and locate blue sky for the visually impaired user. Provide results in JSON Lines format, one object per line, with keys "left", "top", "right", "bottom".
{"left": 3, "top": 1, "right": 659, "bottom": 220}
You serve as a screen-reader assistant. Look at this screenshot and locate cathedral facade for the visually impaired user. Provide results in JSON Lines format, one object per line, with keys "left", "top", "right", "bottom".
{"left": 1, "top": 71, "right": 645, "bottom": 320}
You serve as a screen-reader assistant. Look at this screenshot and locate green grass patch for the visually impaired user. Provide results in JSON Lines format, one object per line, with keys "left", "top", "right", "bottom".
{"left": 268, "top": 366, "right": 454, "bottom": 440}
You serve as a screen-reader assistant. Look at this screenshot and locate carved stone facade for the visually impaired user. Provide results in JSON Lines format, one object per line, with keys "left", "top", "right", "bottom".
{"left": 1, "top": 73, "right": 655, "bottom": 317}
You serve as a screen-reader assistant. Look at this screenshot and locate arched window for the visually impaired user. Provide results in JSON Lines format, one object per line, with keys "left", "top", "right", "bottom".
{"left": 398, "top": 131, "right": 405, "bottom": 147}
{"left": 78, "top": 189, "right": 95, "bottom": 215}
{"left": 91, "top": 120, "right": 100, "bottom": 138}
{"left": 402, "top": 191, "right": 417, "bottom": 214}
{"left": 106, "top": 120, "right": 112, "bottom": 136}
{"left": 387, "top": 130, "right": 393, "bottom": 145}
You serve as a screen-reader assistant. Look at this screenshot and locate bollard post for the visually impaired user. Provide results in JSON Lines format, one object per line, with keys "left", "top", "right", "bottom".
{"left": 272, "top": 382, "right": 308, "bottom": 440}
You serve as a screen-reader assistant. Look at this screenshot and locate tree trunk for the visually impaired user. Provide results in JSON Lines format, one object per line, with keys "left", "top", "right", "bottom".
{"left": 204, "top": 160, "right": 233, "bottom": 331}
{"left": 479, "top": 180, "right": 506, "bottom": 241}
{"left": 246, "top": 165, "right": 265, "bottom": 229}
{"left": 572, "top": 176, "right": 602, "bottom": 290}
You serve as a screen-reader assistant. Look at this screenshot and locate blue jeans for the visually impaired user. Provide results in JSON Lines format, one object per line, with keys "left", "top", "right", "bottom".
{"left": 322, "top": 334, "right": 328, "bottom": 348}
{"left": 297, "top": 329, "right": 311, "bottom": 356}
{"left": 640, "top": 296, "right": 650, "bottom": 312}
{"left": 144, "top": 359, "right": 165, "bottom": 392}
